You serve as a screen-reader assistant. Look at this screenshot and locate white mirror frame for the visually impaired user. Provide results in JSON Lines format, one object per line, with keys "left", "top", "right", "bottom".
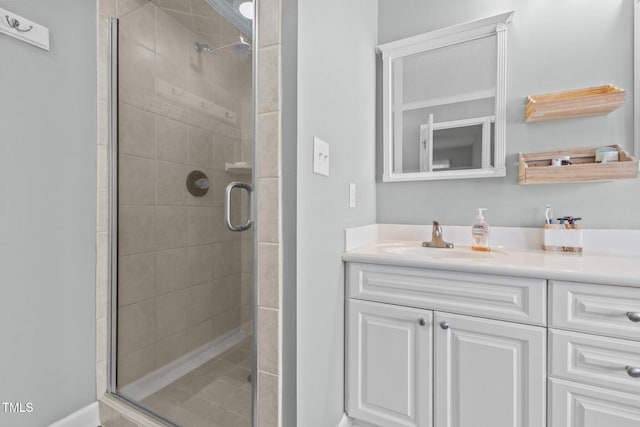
{"left": 378, "top": 11, "right": 514, "bottom": 182}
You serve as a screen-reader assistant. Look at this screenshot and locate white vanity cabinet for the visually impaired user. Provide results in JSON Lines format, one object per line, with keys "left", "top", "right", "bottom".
{"left": 347, "top": 299, "right": 433, "bottom": 427}
{"left": 346, "top": 262, "right": 547, "bottom": 427}
{"left": 548, "top": 280, "right": 640, "bottom": 427}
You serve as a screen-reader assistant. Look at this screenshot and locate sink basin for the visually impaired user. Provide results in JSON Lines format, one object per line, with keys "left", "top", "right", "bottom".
{"left": 383, "top": 245, "right": 505, "bottom": 259}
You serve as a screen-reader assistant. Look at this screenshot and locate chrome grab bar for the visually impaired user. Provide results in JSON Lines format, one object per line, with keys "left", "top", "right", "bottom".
{"left": 225, "top": 181, "right": 253, "bottom": 232}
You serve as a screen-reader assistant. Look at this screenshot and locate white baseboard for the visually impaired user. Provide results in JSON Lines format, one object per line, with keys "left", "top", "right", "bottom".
{"left": 338, "top": 413, "right": 353, "bottom": 427}
{"left": 120, "top": 328, "right": 246, "bottom": 401}
{"left": 48, "top": 402, "right": 99, "bottom": 427}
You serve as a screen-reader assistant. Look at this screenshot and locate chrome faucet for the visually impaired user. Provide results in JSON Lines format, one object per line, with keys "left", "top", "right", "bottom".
{"left": 422, "top": 221, "right": 454, "bottom": 249}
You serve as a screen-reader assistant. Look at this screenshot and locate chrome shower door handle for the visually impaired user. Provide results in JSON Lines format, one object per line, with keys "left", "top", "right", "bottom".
{"left": 225, "top": 181, "right": 253, "bottom": 232}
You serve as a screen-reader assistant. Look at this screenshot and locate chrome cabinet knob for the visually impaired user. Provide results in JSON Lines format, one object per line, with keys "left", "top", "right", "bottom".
{"left": 626, "top": 366, "right": 640, "bottom": 378}
{"left": 440, "top": 321, "right": 449, "bottom": 330}
{"left": 626, "top": 312, "right": 640, "bottom": 322}
{"left": 418, "top": 318, "right": 426, "bottom": 326}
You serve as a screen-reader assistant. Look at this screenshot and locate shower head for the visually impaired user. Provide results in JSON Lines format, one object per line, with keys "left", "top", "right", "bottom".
{"left": 194, "top": 36, "right": 252, "bottom": 58}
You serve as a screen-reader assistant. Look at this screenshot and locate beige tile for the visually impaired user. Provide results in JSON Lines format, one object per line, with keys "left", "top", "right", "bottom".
{"left": 141, "top": 383, "right": 191, "bottom": 409}
{"left": 186, "top": 319, "right": 214, "bottom": 351}
{"left": 212, "top": 206, "right": 235, "bottom": 242}
{"left": 241, "top": 272, "right": 253, "bottom": 307}
{"left": 190, "top": 0, "right": 220, "bottom": 18}
{"left": 97, "top": 145, "right": 109, "bottom": 190}
{"left": 118, "top": 343, "right": 156, "bottom": 387}
{"left": 163, "top": 9, "right": 195, "bottom": 31}
{"left": 193, "top": 15, "right": 219, "bottom": 35}
{"left": 210, "top": 170, "right": 233, "bottom": 208}
{"left": 119, "top": 103, "right": 156, "bottom": 159}
{"left": 241, "top": 137, "right": 253, "bottom": 166}
{"left": 156, "top": 330, "right": 187, "bottom": 368}
{"left": 212, "top": 133, "right": 236, "bottom": 171}
{"left": 97, "top": 101, "right": 109, "bottom": 147}
{"left": 212, "top": 241, "right": 237, "bottom": 280}
{"left": 119, "top": 252, "right": 156, "bottom": 307}
{"left": 257, "top": 45, "right": 280, "bottom": 114}
{"left": 96, "top": 232, "right": 109, "bottom": 320}
{"left": 187, "top": 281, "right": 214, "bottom": 326}
{"left": 199, "top": 377, "right": 238, "bottom": 404}
{"left": 188, "top": 126, "right": 214, "bottom": 169}
{"left": 257, "top": 178, "right": 280, "bottom": 243}
{"left": 118, "top": 298, "right": 156, "bottom": 356}
{"left": 119, "top": 205, "right": 155, "bottom": 255}
{"left": 96, "top": 317, "right": 108, "bottom": 364}
{"left": 119, "top": 39, "right": 156, "bottom": 100}
{"left": 212, "top": 275, "right": 234, "bottom": 315}
{"left": 257, "top": 371, "right": 279, "bottom": 427}
{"left": 99, "top": 0, "right": 116, "bottom": 17}
{"left": 156, "top": 289, "right": 188, "bottom": 340}
{"left": 97, "top": 17, "right": 111, "bottom": 104}
{"left": 156, "top": 205, "right": 188, "bottom": 249}
{"left": 213, "top": 307, "right": 240, "bottom": 338}
{"left": 97, "top": 188, "right": 109, "bottom": 233}
{"left": 213, "top": 86, "right": 241, "bottom": 114}
{"left": 120, "top": 1, "right": 156, "bottom": 50}
{"left": 188, "top": 206, "right": 213, "bottom": 245}
{"left": 119, "top": 154, "right": 156, "bottom": 206}
{"left": 258, "top": 308, "right": 278, "bottom": 375}
{"left": 117, "top": 0, "right": 148, "bottom": 17}
{"left": 96, "top": 360, "right": 107, "bottom": 398}
{"left": 156, "top": 8, "right": 190, "bottom": 88}
{"left": 153, "top": 0, "right": 192, "bottom": 13}
{"left": 257, "top": 112, "right": 280, "bottom": 178}
{"left": 188, "top": 244, "right": 213, "bottom": 285}
{"left": 188, "top": 58, "right": 214, "bottom": 103}
{"left": 241, "top": 238, "right": 253, "bottom": 273}
{"left": 156, "top": 247, "right": 188, "bottom": 295}
{"left": 157, "top": 161, "right": 188, "bottom": 205}
{"left": 223, "top": 386, "right": 252, "bottom": 419}
{"left": 258, "top": 0, "right": 281, "bottom": 48}
{"left": 157, "top": 116, "right": 188, "bottom": 164}
{"left": 258, "top": 243, "right": 279, "bottom": 309}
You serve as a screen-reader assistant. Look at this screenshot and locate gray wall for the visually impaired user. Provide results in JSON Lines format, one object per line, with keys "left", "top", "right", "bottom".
{"left": 296, "top": 0, "right": 377, "bottom": 425}
{"left": 377, "top": 0, "right": 640, "bottom": 229}
{"left": 0, "top": 1, "right": 97, "bottom": 426}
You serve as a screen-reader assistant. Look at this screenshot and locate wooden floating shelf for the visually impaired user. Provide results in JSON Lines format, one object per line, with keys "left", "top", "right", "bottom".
{"left": 518, "top": 145, "right": 638, "bottom": 185}
{"left": 525, "top": 85, "right": 625, "bottom": 123}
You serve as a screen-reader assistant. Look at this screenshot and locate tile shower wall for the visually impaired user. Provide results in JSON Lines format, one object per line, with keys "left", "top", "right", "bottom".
{"left": 112, "top": 0, "right": 253, "bottom": 386}
{"left": 96, "top": 0, "right": 282, "bottom": 424}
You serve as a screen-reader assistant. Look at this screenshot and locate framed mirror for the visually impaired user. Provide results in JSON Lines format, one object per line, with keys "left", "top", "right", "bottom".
{"left": 378, "top": 11, "right": 514, "bottom": 182}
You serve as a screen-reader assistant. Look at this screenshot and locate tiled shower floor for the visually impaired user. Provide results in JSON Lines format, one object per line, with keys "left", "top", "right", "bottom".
{"left": 141, "top": 336, "right": 252, "bottom": 427}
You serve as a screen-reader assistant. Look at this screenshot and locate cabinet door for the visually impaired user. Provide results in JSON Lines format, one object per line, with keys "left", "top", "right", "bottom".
{"left": 549, "top": 378, "right": 640, "bottom": 427}
{"left": 347, "top": 299, "right": 433, "bottom": 427}
{"left": 434, "top": 312, "right": 546, "bottom": 427}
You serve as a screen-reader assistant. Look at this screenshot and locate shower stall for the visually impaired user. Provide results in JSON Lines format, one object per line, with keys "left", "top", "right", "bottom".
{"left": 108, "top": 0, "right": 255, "bottom": 425}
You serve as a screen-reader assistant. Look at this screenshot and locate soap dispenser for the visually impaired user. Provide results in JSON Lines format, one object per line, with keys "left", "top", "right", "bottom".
{"left": 471, "top": 208, "right": 490, "bottom": 252}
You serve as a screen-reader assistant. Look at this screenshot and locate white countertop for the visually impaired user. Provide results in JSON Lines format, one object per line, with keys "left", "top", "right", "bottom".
{"left": 343, "top": 225, "right": 640, "bottom": 288}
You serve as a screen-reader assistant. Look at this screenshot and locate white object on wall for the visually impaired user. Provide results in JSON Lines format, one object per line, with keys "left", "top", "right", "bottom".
{"left": 0, "top": 8, "right": 49, "bottom": 51}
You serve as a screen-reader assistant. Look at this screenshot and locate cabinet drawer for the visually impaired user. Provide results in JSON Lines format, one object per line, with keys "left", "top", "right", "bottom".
{"left": 347, "top": 263, "right": 546, "bottom": 325}
{"left": 549, "top": 329, "right": 640, "bottom": 394}
{"left": 549, "top": 281, "right": 640, "bottom": 341}
{"left": 548, "top": 378, "right": 640, "bottom": 427}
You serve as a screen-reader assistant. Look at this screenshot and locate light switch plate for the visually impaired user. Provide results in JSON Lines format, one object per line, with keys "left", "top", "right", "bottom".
{"left": 313, "top": 137, "right": 329, "bottom": 177}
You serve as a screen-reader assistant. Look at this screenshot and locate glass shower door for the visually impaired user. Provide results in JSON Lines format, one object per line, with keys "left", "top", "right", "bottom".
{"left": 109, "top": 1, "right": 254, "bottom": 425}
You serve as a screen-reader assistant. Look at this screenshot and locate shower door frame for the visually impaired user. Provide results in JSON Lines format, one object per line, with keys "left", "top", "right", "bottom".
{"left": 106, "top": 9, "right": 258, "bottom": 426}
